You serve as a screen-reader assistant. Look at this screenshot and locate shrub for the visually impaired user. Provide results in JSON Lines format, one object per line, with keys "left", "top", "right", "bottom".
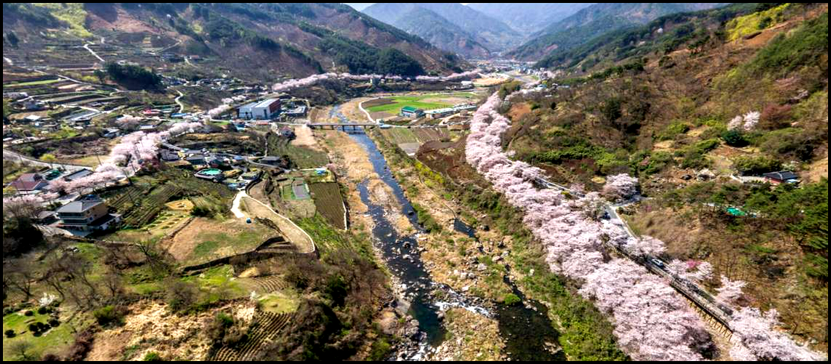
{"left": 216, "top": 312, "right": 234, "bottom": 327}
{"left": 28, "top": 323, "right": 39, "bottom": 333}
{"left": 24, "top": 310, "right": 34, "bottom": 316}
{"left": 733, "top": 155, "right": 782, "bottom": 175}
{"left": 658, "top": 121, "right": 690, "bottom": 141}
{"left": 642, "top": 151, "right": 674, "bottom": 175}
{"left": 143, "top": 352, "right": 163, "bottom": 361}
{"left": 93, "top": 305, "right": 124, "bottom": 326}
{"left": 721, "top": 129, "right": 748, "bottom": 147}
{"left": 65, "top": 329, "right": 95, "bottom": 361}
{"left": 759, "top": 104, "right": 793, "bottom": 130}
{"left": 48, "top": 318, "right": 60, "bottom": 327}
{"left": 37, "top": 306, "right": 48, "bottom": 315}
{"left": 503, "top": 293, "right": 521, "bottom": 306}
{"left": 760, "top": 128, "right": 819, "bottom": 161}
{"left": 601, "top": 97, "right": 622, "bottom": 121}
{"left": 6, "top": 329, "right": 16, "bottom": 338}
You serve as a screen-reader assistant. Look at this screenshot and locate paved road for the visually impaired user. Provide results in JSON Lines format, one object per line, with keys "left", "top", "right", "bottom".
{"left": 3, "top": 149, "right": 90, "bottom": 172}
{"left": 83, "top": 43, "right": 105, "bottom": 63}
{"left": 174, "top": 90, "right": 185, "bottom": 113}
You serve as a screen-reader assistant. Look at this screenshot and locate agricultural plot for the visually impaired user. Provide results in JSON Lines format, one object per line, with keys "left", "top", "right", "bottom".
{"left": 211, "top": 312, "right": 294, "bottom": 361}
{"left": 267, "top": 134, "right": 329, "bottom": 169}
{"left": 105, "top": 208, "right": 191, "bottom": 244}
{"left": 166, "top": 218, "right": 276, "bottom": 266}
{"left": 379, "top": 127, "right": 452, "bottom": 156}
{"left": 309, "top": 183, "right": 347, "bottom": 230}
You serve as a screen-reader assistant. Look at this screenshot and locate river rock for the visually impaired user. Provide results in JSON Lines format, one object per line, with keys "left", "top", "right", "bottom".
{"left": 529, "top": 269, "right": 534, "bottom": 276}
{"left": 477, "top": 263, "right": 487, "bottom": 272}
{"left": 493, "top": 255, "right": 502, "bottom": 262}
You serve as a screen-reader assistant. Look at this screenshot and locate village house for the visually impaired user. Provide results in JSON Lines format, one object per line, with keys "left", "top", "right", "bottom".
{"left": 763, "top": 171, "right": 800, "bottom": 185}
{"left": 400, "top": 106, "right": 425, "bottom": 118}
{"left": 56, "top": 195, "right": 120, "bottom": 232}
{"left": 9, "top": 173, "right": 49, "bottom": 192}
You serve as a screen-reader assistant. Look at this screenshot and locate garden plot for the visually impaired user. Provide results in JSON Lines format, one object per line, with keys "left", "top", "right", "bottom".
{"left": 379, "top": 127, "right": 452, "bottom": 156}
{"left": 309, "top": 182, "right": 347, "bottom": 230}
{"left": 164, "top": 218, "right": 276, "bottom": 265}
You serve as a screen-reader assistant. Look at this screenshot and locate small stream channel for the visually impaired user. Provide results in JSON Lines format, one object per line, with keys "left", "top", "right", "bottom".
{"left": 332, "top": 104, "right": 563, "bottom": 360}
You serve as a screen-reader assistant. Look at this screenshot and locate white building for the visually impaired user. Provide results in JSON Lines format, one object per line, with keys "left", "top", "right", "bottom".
{"left": 238, "top": 98, "right": 281, "bottom": 120}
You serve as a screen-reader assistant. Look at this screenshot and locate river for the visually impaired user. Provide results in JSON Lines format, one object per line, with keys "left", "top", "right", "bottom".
{"left": 332, "top": 104, "right": 564, "bottom": 360}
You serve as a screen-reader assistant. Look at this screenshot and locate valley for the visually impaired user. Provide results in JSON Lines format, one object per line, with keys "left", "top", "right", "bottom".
{"left": 3, "top": 2, "right": 827, "bottom": 362}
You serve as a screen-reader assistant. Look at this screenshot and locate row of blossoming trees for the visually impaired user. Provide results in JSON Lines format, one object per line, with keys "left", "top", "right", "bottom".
{"left": 270, "top": 69, "right": 482, "bottom": 93}
{"left": 3, "top": 121, "right": 205, "bottom": 212}
{"left": 464, "top": 89, "right": 822, "bottom": 360}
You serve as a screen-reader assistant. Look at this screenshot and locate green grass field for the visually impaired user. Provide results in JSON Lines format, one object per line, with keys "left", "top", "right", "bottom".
{"left": 5, "top": 79, "right": 61, "bottom": 88}
{"left": 3, "top": 310, "right": 85, "bottom": 361}
{"left": 366, "top": 95, "right": 452, "bottom": 113}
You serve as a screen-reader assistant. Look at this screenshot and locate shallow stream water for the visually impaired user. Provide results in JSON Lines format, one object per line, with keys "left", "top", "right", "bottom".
{"left": 334, "top": 104, "right": 563, "bottom": 360}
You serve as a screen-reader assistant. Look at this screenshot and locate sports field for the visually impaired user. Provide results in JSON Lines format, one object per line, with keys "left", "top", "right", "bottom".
{"left": 365, "top": 94, "right": 466, "bottom": 113}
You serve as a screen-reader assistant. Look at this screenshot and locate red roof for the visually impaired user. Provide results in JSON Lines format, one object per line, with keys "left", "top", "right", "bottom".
{"left": 10, "top": 173, "right": 47, "bottom": 191}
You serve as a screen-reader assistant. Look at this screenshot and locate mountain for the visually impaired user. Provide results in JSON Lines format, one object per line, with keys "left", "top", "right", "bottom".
{"left": 496, "top": 3, "right": 828, "bottom": 349}
{"left": 362, "top": 3, "right": 522, "bottom": 57}
{"left": 2, "top": 3, "right": 466, "bottom": 81}
{"left": 509, "top": 3, "right": 726, "bottom": 61}
{"left": 467, "top": 3, "right": 594, "bottom": 35}
{"left": 362, "top": 3, "right": 489, "bottom": 58}
{"left": 534, "top": 4, "right": 757, "bottom": 70}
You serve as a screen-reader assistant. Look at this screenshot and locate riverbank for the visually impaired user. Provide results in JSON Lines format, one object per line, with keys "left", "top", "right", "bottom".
{"left": 367, "top": 128, "right": 627, "bottom": 361}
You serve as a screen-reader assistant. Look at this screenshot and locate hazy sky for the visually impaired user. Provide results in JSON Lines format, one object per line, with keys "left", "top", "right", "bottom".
{"left": 344, "top": 3, "right": 469, "bottom": 11}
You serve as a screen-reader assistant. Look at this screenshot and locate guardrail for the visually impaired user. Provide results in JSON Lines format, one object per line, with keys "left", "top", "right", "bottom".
{"left": 539, "top": 177, "right": 735, "bottom": 332}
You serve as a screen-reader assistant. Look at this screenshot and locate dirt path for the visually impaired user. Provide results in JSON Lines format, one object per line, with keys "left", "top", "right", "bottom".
{"left": 240, "top": 196, "right": 315, "bottom": 253}
{"left": 290, "top": 125, "right": 323, "bottom": 151}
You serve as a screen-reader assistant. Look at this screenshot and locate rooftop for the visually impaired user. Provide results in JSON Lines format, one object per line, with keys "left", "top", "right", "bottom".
{"left": 254, "top": 98, "right": 279, "bottom": 108}
{"left": 57, "top": 195, "right": 105, "bottom": 214}
{"left": 763, "top": 171, "right": 799, "bottom": 181}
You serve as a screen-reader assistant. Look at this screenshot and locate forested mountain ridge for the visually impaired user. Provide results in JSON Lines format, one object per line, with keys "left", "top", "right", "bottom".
{"left": 363, "top": 3, "right": 522, "bottom": 57}
{"left": 2, "top": 3, "right": 467, "bottom": 81}
{"left": 499, "top": 3, "right": 828, "bottom": 351}
{"left": 509, "top": 3, "right": 726, "bottom": 62}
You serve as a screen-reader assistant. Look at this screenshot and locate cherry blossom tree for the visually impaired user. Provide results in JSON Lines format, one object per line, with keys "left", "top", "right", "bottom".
{"left": 666, "top": 260, "right": 713, "bottom": 282}
{"left": 728, "top": 115, "right": 744, "bottom": 130}
{"left": 464, "top": 88, "right": 823, "bottom": 361}
{"left": 603, "top": 173, "right": 639, "bottom": 202}
{"left": 115, "top": 114, "right": 142, "bottom": 130}
{"left": 729, "top": 307, "right": 824, "bottom": 361}
{"left": 742, "top": 111, "right": 760, "bottom": 131}
{"left": 715, "top": 275, "right": 746, "bottom": 304}
{"left": 727, "top": 111, "right": 760, "bottom": 131}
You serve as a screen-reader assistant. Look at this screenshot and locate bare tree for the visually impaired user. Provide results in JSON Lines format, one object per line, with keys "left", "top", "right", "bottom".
{"left": 101, "top": 269, "right": 125, "bottom": 303}
{"left": 4, "top": 261, "right": 35, "bottom": 301}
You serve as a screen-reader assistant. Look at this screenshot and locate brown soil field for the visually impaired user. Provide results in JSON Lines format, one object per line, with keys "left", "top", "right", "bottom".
{"left": 506, "top": 102, "right": 532, "bottom": 122}
{"left": 290, "top": 125, "right": 323, "bottom": 152}
{"left": 88, "top": 300, "right": 256, "bottom": 361}
{"left": 309, "top": 182, "right": 347, "bottom": 229}
{"left": 361, "top": 98, "right": 394, "bottom": 108}
{"left": 163, "top": 217, "right": 274, "bottom": 263}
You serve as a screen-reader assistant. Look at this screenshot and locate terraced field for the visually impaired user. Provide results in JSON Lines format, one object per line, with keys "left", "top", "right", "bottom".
{"left": 309, "top": 182, "right": 347, "bottom": 230}
{"left": 212, "top": 312, "right": 294, "bottom": 361}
